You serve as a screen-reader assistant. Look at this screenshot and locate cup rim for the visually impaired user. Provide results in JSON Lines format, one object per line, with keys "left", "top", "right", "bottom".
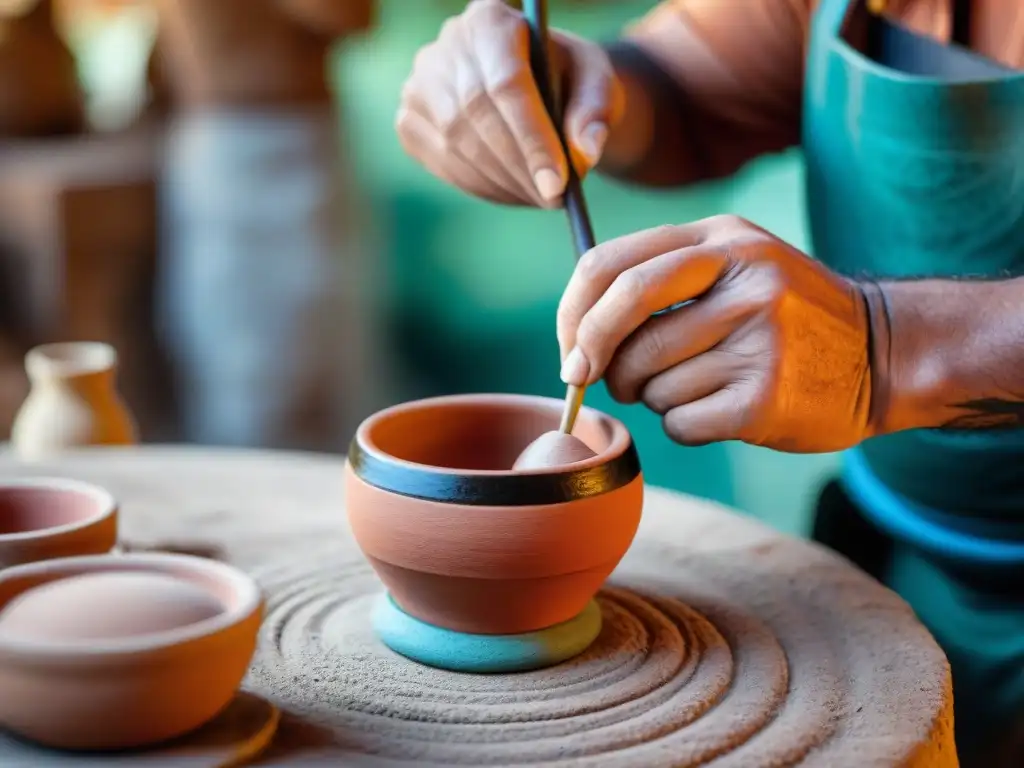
{"left": 25, "top": 341, "right": 117, "bottom": 380}
{"left": 0, "top": 477, "right": 117, "bottom": 542}
{"left": 353, "top": 393, "right": 632, "bottom": 477}
{"left": 347, "top": 393, "right": 641, "bottom": 506}
{"left": 0, "top": 553, "right": 263, "bottom": 661}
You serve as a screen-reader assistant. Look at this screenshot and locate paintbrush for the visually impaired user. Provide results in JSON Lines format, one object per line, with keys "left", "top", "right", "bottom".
{"left": 522, "top": 0, "right": 595, "bottom": 436}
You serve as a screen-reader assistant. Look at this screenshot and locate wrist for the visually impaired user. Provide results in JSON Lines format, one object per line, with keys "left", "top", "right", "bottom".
{"left": 857, "top": 281, "right": 894, "bottom": 436}
{"left": 863, "top": 278, "right": 1017, "bottom": 433}
{"left": 860, "top": 278, "right": 960, "bottom": 436}
{"left": 861, "top": 279, "right": 952, "bottom": 435}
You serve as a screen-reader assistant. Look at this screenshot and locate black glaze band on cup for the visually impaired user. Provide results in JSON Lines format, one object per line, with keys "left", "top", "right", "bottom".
{"left": 348, "top": 439, "right": 641, "bottom": 506}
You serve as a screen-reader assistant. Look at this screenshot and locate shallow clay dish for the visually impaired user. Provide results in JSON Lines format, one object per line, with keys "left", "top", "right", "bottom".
{"left": 0, "top": 553, "right": 263, "bottom": 751}
{"left": 0, "top": 477, "right": 118, "bottom": 568}
{"left": 345, "top": 393, "right": 644, "bottom": 635}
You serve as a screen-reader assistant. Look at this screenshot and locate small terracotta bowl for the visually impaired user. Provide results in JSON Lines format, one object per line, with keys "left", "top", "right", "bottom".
{"left": 345, "top": 393, "right": 644, "bottom": 635}
{"left": 0, "top": 478, "right": 118, "bottom": 568}
{"left": 0, "top": 553, "right": 263, "bottom": 751}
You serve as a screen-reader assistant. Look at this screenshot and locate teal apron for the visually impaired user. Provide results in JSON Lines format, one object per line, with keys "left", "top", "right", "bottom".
{"left": 803, "top": 0, "right": 1024, "bottom": 762}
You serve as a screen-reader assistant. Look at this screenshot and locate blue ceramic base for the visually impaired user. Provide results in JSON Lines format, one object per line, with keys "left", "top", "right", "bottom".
{"left": 372, "top": 594, "right": 602, "bottom": 673}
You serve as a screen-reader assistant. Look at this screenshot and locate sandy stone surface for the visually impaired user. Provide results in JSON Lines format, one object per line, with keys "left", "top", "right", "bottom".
{"left": 0, "top": 446, "right": 956, "bottom": 767}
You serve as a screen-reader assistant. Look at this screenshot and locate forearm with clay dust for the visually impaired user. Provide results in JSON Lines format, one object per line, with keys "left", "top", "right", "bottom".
{"left": 863, "top": 276, "right": 1024, "bottom": 434}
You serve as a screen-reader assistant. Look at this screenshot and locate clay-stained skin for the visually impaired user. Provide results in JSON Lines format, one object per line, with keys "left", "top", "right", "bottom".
{"left": 396, "top": 0, "right": 627, "bottom": 209}
{"left": 554, "top": 216, "right": 879, "bottom": 452}
{"left": 578, "top": 0, "right": 1024, "bottom": 441}
{"left": 871, "top": 277, "right": 1024, "bottom": 432}
{"left": 553, "top": 213, "right": 1024, "bottom": 450}
{"left": 397, "top": 0, "right": 1023, "bottom": 195}
{"left": 397, "top": 0, "right": 1024, "bottom": 449}
{"left": 152, "top": 0, "right": 373, "bottom": 109}
{"left": 398, "top": 0, "right": 1023, "bottom": 200}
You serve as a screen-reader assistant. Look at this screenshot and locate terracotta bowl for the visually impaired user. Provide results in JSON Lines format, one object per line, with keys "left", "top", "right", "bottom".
{"left": 0, "top": 553, "right": 263, "bottom": 751}
{"left": 345, "top": 393, "right": 644, "bottom": 635}
{"left": 0, "top": 478, "right": 118, "bottom": 568}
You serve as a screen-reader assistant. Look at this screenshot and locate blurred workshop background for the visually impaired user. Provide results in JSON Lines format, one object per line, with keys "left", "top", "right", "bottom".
{"left": 0, "top": 0, "right": 839, "bottom": 535}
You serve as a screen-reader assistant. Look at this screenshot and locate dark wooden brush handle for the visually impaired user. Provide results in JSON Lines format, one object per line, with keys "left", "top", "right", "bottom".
{"left": 521, "top": 0, "right": 597, "bottom": 260}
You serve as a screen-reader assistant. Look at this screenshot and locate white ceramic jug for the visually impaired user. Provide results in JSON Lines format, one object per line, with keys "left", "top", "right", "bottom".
{"left": 11, "top": 342, "right": 137, "bottom": 460}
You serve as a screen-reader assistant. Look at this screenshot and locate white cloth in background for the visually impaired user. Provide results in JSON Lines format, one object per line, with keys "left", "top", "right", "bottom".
{"left": 159, "top": 108, "right": 377, "bottom": 451}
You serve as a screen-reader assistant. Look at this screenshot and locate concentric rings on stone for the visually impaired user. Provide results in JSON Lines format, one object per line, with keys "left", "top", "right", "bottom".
{"left": 246, "top": 543, "right": 952, "bottom": 767}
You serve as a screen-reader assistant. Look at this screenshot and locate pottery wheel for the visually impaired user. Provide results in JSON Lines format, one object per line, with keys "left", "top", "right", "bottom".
{"left": 0, "top": 692, "right": 279, "bottom": 768}
{"left": 2, "top": 447, "right": 957, "bottom": 767}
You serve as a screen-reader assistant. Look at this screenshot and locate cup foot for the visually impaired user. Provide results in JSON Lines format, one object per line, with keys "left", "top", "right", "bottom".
{"left": 0, "top": 691, "right": 278, "bottom": 765}
{"left": 372, "top": 593, "right": 602, "bottom": 673}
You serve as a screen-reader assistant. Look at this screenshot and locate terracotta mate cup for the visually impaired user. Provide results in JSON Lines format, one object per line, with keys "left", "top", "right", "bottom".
{"left": 0, "top": 477, "right": 117, "bottom": 568}
{"left": 345, "top": 394, "right": 644, "bottom": 635}
{"left": 0, "top": 553, "right": 263, "bottom": 751}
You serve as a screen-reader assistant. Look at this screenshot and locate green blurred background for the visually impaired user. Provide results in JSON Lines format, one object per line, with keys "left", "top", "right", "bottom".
{"left": 333, "top": 0, "right": 843, "bottom": 536}
{"left": 81, "top": 0, "right": 840, "bottom": 536}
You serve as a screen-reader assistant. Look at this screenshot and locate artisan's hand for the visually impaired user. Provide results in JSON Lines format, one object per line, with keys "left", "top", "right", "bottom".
{"left": 557, "top": 216, "right": 880, "bottom": 453}
{"left": 396, "top": 0, "right": 624, "bottom": 208}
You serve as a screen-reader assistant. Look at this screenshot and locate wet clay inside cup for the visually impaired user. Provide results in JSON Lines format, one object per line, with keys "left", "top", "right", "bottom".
{"left": 363, "top": 398, "right": 618, "bottom": 472}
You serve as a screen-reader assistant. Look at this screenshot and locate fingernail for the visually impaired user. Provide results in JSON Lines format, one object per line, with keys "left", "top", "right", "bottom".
{"left": 533, "top": 168, "right": 563, "bottom": 201}
{"left": 579, "top": 123, "right": 607, "bottom": 164}
{"left": 560, "top": 347, "right": 590, "bottom": 385}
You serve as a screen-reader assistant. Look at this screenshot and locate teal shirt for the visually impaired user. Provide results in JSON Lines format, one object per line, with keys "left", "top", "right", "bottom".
{"left": 804, "top": 10, "right": 1024, "bottom": 517}
{"left": 802, "top": 0, "right": 1024, "bottom": 760}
